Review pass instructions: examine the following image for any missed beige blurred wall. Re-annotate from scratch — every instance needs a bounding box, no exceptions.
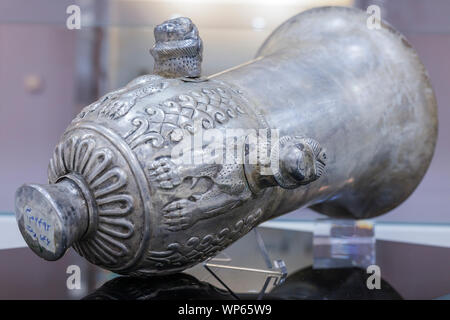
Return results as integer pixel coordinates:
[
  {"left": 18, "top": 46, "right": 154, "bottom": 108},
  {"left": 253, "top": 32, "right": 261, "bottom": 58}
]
[{"left": 0, "top": 23, "right": 77, "bottom": 212}]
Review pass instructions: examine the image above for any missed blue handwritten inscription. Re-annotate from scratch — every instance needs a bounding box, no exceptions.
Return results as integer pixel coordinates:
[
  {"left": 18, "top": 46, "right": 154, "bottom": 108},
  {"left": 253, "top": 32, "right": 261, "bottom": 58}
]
[{"left": 24, "top": 208, "right": 52, "bottom": 248}]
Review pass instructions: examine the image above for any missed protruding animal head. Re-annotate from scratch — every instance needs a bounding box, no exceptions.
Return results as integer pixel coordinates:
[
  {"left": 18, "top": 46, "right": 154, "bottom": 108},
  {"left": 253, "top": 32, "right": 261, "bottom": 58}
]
[
  {"left": 154, "top": 17, "right": 199, "bottom": 42},
  {"left": 151, "top": 17, "right": 203, "bottom": 78}
]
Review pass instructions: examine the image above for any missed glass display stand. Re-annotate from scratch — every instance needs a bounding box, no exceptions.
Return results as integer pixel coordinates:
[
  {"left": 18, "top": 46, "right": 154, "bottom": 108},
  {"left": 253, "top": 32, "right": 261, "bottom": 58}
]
[
  {"left": 203, "top": 229, "right": 287, "bottom": 300},
  {"left": 313, "top": 219, "right": 376, "bottom": 269},
  {"left": 201, "top": 219, "right": 376, "bottom": 299}
]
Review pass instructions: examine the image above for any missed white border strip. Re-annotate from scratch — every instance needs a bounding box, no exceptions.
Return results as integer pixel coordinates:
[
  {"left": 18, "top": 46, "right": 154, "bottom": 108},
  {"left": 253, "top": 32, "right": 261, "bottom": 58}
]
[
  {"left": 2, "top": 215, "right": 450, "bottom": 251},
  {"left": 0, "top": 215, "right": 26, "bottom": 249},
  {"left": 260, "top": 220, "right": 450, "bottom": 248}
]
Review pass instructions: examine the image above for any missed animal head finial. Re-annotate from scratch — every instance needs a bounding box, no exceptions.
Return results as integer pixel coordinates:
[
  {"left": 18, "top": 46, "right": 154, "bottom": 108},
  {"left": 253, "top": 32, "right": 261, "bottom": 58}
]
[{"left": 150, "top": 17, "right": 203, "bottom": 78}]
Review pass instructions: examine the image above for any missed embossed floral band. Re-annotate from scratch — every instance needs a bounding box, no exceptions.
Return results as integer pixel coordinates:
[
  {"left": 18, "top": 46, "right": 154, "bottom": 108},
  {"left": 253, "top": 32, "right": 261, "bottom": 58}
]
[{"left": 15, "top": 7, "right": 437, "bottom": 275}]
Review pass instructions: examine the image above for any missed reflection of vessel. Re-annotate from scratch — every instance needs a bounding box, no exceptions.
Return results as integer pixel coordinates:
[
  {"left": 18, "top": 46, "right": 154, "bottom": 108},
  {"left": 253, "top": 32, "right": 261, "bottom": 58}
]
[
  {"left": 83, "top": 273, "right": 233, "bottom": 300},
  {"left": 270, "top": 267, "right": 402, "bottom": 300},
  {"left": 15, "top": 7, "right": 437, "bottom": 275},
  {"left": 84, "top": 267, "right": 402, "bottom": 300}
]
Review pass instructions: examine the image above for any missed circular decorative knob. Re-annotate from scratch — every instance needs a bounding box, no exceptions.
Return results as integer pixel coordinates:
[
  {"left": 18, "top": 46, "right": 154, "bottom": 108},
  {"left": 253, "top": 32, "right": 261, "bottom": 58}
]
[
  {"left": 243, "top": 135, "right": 327, "bottom": 193},
  {"left": 15, "top": 177, "right": 90, "bottom": 261},
  {"left": 272, "top": 136, "right": 327, "bottom": 189}
]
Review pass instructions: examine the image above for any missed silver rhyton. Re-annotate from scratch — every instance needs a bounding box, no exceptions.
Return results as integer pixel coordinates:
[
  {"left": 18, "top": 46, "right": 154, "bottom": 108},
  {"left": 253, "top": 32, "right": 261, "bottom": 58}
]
[{"left": 15, "top": 8, "right": 437, "bottom": 276}]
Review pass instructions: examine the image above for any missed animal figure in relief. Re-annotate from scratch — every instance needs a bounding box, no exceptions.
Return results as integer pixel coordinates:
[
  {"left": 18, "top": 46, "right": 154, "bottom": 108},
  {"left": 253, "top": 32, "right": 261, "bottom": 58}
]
[
  {"left": 149, "top": 150, "right": 251, "bottom": 231},
  {"left": 75, "top": 75, "right": 170, "bottom": 121}
]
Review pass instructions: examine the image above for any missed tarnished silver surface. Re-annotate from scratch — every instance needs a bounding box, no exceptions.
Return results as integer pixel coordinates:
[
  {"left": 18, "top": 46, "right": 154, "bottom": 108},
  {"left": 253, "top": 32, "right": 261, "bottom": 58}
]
[
  {"left": 150, "top": 17, "right": 203, "bottom": 78},
  {"left": 15, "top": 7, "right": 437, "bottom": 275}
]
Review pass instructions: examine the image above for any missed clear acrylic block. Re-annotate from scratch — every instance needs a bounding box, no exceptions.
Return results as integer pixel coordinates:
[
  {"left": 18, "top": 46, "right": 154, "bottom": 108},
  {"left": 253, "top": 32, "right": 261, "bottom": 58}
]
[{"left": 313, "top": 219, "right": 375, "bottom": 269}]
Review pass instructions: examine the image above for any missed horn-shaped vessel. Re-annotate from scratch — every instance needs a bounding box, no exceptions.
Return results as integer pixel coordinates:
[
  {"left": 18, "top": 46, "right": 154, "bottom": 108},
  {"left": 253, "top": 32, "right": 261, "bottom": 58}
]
[{"left": 15, "top": 7, "right": 437, "bottom": 275}]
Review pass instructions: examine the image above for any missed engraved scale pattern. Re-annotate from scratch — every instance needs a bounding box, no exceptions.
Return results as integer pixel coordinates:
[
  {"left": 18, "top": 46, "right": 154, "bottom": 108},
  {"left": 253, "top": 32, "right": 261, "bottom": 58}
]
[{"left": 122, "top": 86, "right": 247, "bottom": 150}]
